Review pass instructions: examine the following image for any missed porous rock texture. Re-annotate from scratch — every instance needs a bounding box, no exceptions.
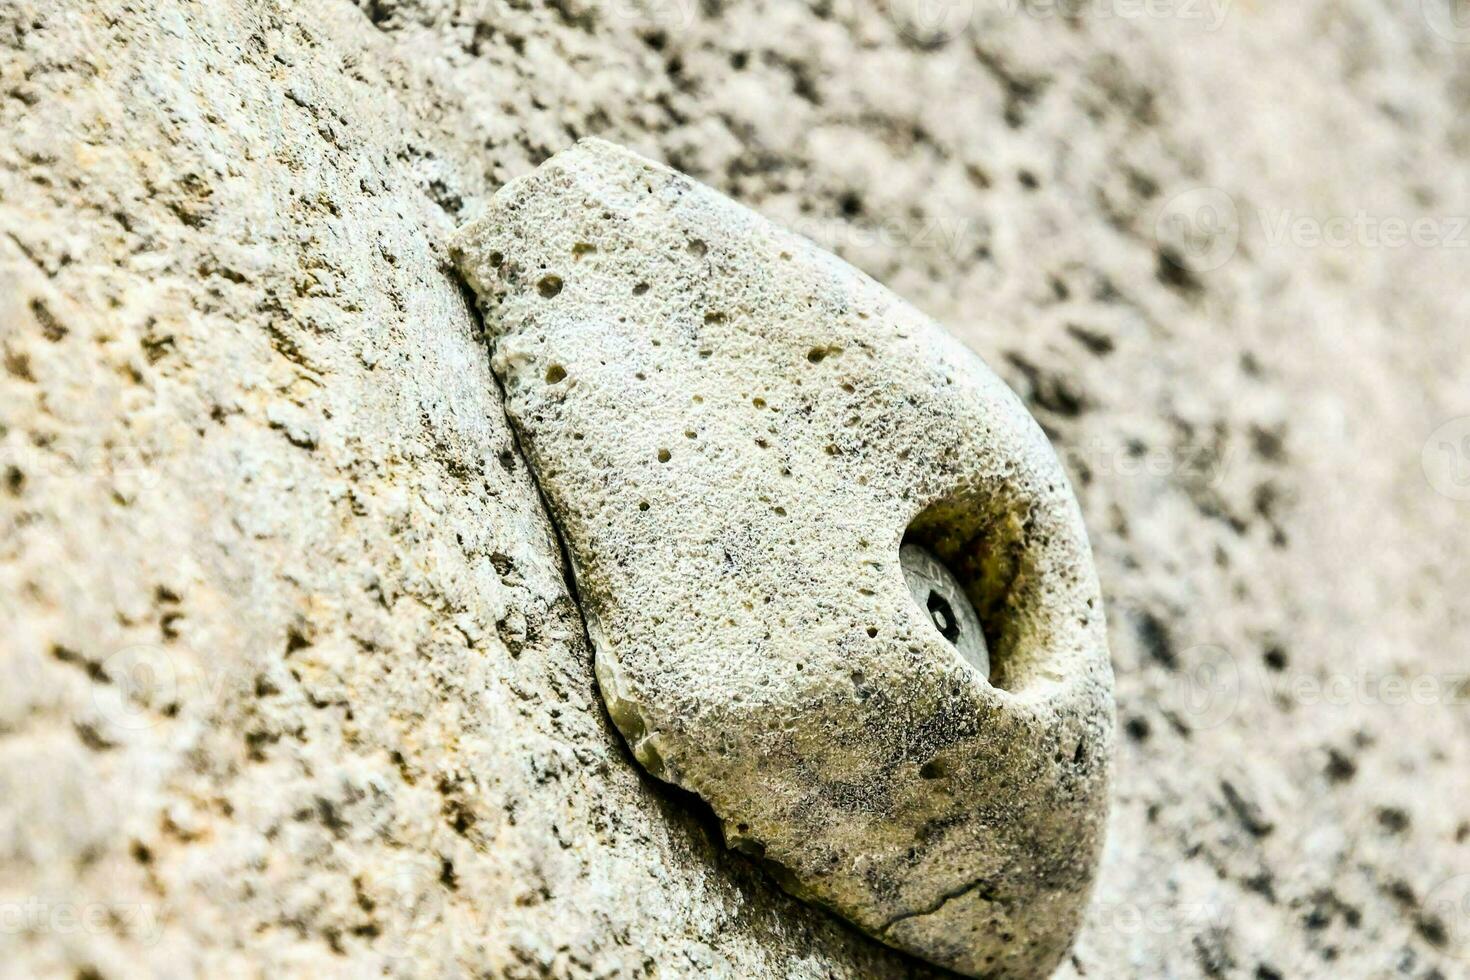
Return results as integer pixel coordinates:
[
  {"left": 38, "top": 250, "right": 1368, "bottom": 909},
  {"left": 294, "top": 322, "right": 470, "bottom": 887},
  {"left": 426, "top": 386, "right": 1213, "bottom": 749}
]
[
  {"left": 1, "top": 1, "right": 1468, "bottom": 978},
  {"left": 449, "top": 137, "right": 1113, "bottom": 978}
]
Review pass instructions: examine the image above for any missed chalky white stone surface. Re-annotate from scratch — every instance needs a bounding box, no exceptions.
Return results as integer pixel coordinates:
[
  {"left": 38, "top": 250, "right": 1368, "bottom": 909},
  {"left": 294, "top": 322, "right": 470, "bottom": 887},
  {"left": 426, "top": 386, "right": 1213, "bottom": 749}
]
[
  {"left": 7, "top": 4, "right": 1470, "bottom": 978},
  {"left": 452, "top": 139, "right": 1115, "bottom": 978}
]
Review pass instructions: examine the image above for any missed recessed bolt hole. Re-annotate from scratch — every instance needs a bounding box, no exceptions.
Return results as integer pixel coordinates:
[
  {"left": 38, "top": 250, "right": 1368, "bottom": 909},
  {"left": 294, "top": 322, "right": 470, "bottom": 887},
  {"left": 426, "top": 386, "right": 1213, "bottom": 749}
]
[
  {"left": 927, "top": 590, "right": 959, "bottom": 644},
  {"left": 900, "top": 543, "right": 990, "bottom": 678}
]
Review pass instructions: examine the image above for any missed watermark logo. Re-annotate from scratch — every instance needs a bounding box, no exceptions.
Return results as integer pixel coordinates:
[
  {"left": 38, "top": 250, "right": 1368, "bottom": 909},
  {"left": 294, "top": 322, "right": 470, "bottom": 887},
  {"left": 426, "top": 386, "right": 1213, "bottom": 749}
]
[
  {"left": 1155, "top": 187, "right": 1241, "bottom": 274},
  {"left": 1423, "top": 417, "right": 1470, "bottom": 502},
  {"left": 363, "top": 862, "right": 447, "bottom": 964},
  {"left": 89, "top": 643, "right": 238, "bottom": 732},
  {"left": 887, "top": 0, "right": 976, "bottom": 45},
  {"left": 604, "top": 0, "right": 703, "bottom": 29},
  {"left": 1163, "top": 643, "right": 1241, "bottom": 729},
  {"left": 94, "top": 645, "right": 181, "bottom": 731},
  {"left": 1422, "top": 874, "right": 1470, "bottom": 960},
  {"left": 1423, "top": 0, "right": 1470, "bottom": 43}
]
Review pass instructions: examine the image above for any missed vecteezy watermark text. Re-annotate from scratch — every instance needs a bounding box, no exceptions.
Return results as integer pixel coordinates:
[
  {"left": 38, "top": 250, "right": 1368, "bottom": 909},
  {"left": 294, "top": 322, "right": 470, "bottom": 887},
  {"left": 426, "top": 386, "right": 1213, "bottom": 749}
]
[
  {"left": 0, "top": 899, "right": 165, "bottom": 945},
  {"left": 1156, "top": 187, "right": 1470, "bottom": 274},
  {"left": 1151, "top": 640, "right": 1470, "bottom": 731}
]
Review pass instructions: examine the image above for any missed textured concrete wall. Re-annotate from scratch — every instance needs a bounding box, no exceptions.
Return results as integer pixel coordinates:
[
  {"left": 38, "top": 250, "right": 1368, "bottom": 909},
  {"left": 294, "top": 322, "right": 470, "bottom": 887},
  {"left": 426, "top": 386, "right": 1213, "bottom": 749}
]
[{"left": 1, "top": 1, "right": 1467, "bottom": 977}]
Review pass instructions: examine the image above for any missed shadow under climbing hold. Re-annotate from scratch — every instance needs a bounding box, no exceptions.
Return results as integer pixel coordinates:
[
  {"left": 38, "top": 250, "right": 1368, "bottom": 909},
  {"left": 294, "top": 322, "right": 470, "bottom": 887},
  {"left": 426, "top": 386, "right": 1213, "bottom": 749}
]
[{"left": 450, "top": 138, "right": 1114, "bottom": 979}]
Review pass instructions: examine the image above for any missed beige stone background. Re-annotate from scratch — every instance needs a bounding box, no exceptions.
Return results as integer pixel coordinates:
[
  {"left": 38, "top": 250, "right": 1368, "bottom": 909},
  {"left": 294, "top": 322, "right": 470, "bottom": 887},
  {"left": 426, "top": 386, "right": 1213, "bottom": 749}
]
[{"left": 1, "top": 0, "right": 1468, "bottom": 977}]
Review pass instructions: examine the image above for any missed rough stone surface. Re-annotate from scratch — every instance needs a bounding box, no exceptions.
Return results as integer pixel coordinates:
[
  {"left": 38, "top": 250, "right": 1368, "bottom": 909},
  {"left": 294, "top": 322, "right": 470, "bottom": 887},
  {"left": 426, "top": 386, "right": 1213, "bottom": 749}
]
[
  {"left": 2, "top": 1, "right": 1469, "bottom": 978},
  {"left": 450, "top": 138, "right": 1113, "bottom": 978}
]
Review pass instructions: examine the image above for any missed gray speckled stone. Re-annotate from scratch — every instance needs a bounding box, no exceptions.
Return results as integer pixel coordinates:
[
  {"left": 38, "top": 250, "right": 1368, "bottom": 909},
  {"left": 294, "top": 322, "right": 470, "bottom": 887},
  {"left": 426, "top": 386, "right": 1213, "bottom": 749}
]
[{"left": 451, "top": 139, "right": 1114, "bottom": 978}]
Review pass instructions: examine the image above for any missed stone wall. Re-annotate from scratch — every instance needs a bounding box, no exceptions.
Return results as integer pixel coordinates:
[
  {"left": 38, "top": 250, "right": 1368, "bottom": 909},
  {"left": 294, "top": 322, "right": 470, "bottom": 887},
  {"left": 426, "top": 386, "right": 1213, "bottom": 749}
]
[{"left": 1, "top": 1, "right": 1467, "bottom": 977}]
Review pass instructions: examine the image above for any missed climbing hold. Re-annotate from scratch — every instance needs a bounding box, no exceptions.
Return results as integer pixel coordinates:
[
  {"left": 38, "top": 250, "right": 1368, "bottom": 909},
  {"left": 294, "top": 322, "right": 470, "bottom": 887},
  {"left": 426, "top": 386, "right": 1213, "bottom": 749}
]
[{"left": 451, "top": 138, "right": 1114, "bottom": 979}]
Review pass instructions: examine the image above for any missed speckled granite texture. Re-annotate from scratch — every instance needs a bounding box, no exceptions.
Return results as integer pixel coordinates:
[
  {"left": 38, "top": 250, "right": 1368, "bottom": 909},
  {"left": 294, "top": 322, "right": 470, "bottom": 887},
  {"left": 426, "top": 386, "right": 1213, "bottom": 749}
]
[{"left": 1, "top": 1, "right": 1468, "bottom": 977}]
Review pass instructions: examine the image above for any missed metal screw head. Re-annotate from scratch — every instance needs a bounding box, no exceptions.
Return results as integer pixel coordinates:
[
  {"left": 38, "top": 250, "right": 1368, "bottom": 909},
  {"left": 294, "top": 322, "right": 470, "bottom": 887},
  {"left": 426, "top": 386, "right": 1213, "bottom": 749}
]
[{"left": 899, "top": 543, "right": 989, "bottom": 678}]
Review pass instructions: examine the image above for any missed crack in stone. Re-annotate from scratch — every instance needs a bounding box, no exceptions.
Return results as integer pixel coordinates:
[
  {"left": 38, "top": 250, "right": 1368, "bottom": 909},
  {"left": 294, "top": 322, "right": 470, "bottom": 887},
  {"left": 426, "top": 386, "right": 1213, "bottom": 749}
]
[
  {"left": 880, "top": 876, "right": 1001, "bottom": 932},
  {"left": 458, "top": 289, "right": 586, "bottom": 620}
]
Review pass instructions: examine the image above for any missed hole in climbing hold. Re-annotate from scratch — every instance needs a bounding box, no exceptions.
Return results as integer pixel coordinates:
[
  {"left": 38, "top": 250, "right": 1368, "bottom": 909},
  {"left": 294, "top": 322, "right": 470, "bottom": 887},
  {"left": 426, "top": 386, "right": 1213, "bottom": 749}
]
[
  {"left": 901, "top": 477, "right": 1074, "bottom": 692},
  {"left": 927, "top": 590, "right": 960, "bottom": 644},
  {"left": 900, "top": 542, "right": 989, "bottom": 678}
]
